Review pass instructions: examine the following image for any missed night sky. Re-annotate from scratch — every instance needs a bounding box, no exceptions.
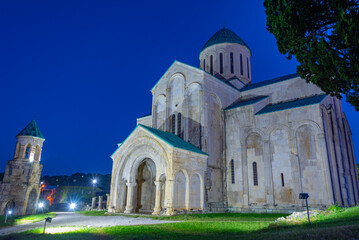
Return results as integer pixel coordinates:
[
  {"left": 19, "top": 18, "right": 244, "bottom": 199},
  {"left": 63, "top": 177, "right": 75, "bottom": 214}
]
[{"left": 0, "top": 1, "right": 358, "bottom": 176}]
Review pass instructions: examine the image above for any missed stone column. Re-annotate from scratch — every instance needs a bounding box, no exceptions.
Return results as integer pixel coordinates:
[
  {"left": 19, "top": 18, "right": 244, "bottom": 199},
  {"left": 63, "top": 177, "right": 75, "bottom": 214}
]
[
  {"left": 124, "top": 182, "right": 136, "bottom": 214},
  {"left": 152, "top": 181, "right": 163, "bottom": 215},
  {"left": 91, "top": 197, "right": 96, "bottom": 209},
  {"left": 106, "top": 194, "right": 110, "bottom": 210},
  {"left": 98, "top": 196, "right": 103, "bottom": 209},
  {"left": 165, "top": 180, "right": 175, "bottom": 215}
]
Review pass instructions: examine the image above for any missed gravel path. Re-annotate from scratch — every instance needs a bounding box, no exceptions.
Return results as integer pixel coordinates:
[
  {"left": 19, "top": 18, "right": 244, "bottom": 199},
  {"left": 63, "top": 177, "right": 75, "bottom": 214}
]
[{"left": 0, "top": 212, "right": 179, "bottom": 236}]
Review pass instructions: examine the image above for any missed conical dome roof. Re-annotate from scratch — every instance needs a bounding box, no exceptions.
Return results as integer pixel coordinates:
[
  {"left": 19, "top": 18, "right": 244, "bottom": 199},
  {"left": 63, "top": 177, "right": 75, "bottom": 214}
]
[
  {"left": 17, "top": 119, "right": 44, "bottom": 139},
  {"left": 201, "top": 27, "right": 250, "bottom": 52}
]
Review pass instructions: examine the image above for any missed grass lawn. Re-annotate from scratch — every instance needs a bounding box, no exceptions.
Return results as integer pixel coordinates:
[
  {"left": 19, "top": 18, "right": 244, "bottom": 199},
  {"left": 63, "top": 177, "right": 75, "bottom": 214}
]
[
  {"left": 2, "top": 207, "right": 359, "bottom": 239},
  {"left": 0, "top": 212, "right": 56, "bottom": 229}
]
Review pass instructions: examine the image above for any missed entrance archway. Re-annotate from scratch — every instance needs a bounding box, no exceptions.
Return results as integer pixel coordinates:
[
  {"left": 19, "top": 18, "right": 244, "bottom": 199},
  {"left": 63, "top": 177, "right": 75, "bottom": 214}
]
[
  {"left": 3, "top": 200, "right": 15, "bottom": 215},
  {"left": 135, "top": 159, "right": 156, "bottom": 213},
  {"left": 25, "top": 189, "right": 38, "bottom": 215}
]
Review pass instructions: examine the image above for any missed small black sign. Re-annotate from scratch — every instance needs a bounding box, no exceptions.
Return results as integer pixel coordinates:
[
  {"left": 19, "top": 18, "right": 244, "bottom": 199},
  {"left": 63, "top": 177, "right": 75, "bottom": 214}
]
[
  {"left": 45, "top": 217, "right": 52, "bottom": 223},
  {"left": 299, "top": 193, "right": 309, "bottom": 199}
]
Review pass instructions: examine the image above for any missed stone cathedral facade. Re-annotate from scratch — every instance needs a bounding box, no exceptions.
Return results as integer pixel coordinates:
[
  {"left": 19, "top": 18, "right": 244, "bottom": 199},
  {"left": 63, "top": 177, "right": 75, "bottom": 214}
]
[
  {"left": 109, "top": 28, "right": 359, "bottom": 215},
  {"left": 0, "top": 120, "right": 45, "bottom": 215}
]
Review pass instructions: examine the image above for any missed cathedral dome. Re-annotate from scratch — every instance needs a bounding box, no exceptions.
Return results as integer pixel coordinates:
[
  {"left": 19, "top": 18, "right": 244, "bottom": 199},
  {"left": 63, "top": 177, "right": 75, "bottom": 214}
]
[{"left": 201, "top": 27, "right": 250, "bottom": 52}]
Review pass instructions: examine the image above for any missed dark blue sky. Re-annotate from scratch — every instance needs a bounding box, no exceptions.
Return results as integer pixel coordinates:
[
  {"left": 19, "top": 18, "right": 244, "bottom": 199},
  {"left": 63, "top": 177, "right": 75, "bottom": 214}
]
[{"left": 0, "top": 0, "right": 358, "bottom": 176}]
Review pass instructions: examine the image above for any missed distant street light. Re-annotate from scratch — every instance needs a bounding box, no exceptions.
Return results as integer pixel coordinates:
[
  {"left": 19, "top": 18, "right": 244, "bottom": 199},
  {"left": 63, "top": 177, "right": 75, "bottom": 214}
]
[{"left": 92, "top": 179, "right": 97, "bottom": 198}]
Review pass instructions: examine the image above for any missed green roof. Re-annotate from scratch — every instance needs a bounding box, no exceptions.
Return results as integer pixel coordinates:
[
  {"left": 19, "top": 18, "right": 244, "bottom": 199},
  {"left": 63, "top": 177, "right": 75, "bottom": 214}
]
[
  {"left": 240, "top": 73, "right": 298, "bottom": 92},
  {"left": 17, "top": 119, "right": 44, "bottom": 139},
  {"left": 225, "top": 96, "right": 269, "bottom": 110},
  {"left": 139, "top": 124, "right": 208, "bottom": 156},
  {"left": 201, "top": 27, "right": 250, "bottom": 52},
  {"left": 255, "top": 94, "right": 327, "bottom": 115}
]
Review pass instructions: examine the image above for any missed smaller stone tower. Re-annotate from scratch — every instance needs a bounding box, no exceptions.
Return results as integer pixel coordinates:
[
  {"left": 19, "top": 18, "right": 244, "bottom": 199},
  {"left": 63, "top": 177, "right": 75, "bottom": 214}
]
[
  {"left": 0, "top": 119, "right": 45, "bottom": 215},
  {"left": 199, "top": 27, "right": 252, "bottom": 88}
]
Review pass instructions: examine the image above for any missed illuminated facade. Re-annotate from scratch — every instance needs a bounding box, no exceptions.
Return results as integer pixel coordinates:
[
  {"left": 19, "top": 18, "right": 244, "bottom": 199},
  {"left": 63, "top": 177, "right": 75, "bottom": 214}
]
[{"left": 109, "top": 28, "right": 359, "bottom": 215}]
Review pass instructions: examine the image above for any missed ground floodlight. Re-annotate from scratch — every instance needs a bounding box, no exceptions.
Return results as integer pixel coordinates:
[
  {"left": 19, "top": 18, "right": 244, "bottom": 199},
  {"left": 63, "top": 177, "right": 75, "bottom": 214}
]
[
  {"left": 70, "top": 203, "right": 76, "bottom": 210},
  {"left": 92, "top": 179, "right": 97, "bottom": 184},
  {"left": 38, "top": 202, "right": 44, "bottom": 208},
  {"left": 8, "top": 210, "right": 12, "bottom": 215}
]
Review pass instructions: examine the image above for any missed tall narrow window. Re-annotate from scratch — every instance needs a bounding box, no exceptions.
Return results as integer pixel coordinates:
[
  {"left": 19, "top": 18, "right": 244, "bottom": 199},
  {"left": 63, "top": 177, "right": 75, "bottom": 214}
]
[
  {"left": 247, "top": 58, "right": 250, "bottom": 78},
  {"left": 281, "top": 173, "right": 285, "bottom": 187},
  {"left": 253, "top": 162, "right": 258, "bottom": 186},
  {"left": 203, "top": 59, "right": 206, "bottom": 71},
  {"left": 171, "top": 114, "right": 176, "bottom": 134},
  {"left": 25, "top": 146, "right": 30, "bottom": 159},
  {"left": 210, "top": 55, "right": 213, "bottom": 75},
  {"left": 230, "top": 52, "right": 234, "bottom": 73},
  {"left": 177, "top": 113, "right": 182, "bottom": 137},
  {"left": 219, "top": 53, "right": 223, "bottom": 74},
  {"left": 240, "top": 54, "right": 243, "bottom": 75},
  {"left": 231, "top": 160, "right": 235, "bottom": 184}
]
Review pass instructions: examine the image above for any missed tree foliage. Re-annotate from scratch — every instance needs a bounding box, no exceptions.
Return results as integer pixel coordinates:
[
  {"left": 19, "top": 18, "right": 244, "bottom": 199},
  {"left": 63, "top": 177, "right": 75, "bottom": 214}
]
[{"left": 264, "top": 0, "right": 359, "bottom": 110}]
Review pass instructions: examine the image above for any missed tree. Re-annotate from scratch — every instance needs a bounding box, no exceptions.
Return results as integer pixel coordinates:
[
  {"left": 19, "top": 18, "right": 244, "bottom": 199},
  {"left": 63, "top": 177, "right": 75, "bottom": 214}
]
[{"left": 264, "top": 0, "right": 359, "bottom": 110}]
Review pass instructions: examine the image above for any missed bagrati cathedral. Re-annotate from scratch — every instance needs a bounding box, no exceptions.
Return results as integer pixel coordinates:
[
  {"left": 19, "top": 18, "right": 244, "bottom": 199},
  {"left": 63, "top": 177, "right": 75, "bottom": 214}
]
[{"left": 108, "top": 28, "right": 359, "bottom": 215}]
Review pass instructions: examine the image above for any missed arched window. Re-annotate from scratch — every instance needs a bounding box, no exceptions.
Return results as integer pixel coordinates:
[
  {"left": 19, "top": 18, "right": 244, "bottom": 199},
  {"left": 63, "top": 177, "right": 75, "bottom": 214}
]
[
  {"left": 171, "top": 114, "right": 176, "bottom": 134},
  {"left": 247, "top": 57, "right": 250, "bottom": 78},
  {"left": 240, "top": 54, "right": 243, "bottom": 75},
  {"left": 177, "top": 113, "right": 182, "bottom": 137},
  {"left": 25, "top": 146, "right": 30, "bottom": 159},
  {"left": 210, "top": 55, "right": 213, "bottom": 75},
  {"left": 231, "top": 160, "right": 235, "bottom": 184},
  {"left": 219, "top": 53, "right": 223, "bottom": 74},
  {"left": 230, "top": 52, "right": 234, "bottom": 73},
  {"left": 203, "top": 59, "right": 206, "bottom": 71},
  {"left": 281, "top": 173, "right": 285, "bottom": 187},
  {"left": 253, "top": 162, "right": 258, "bottom": 186}
]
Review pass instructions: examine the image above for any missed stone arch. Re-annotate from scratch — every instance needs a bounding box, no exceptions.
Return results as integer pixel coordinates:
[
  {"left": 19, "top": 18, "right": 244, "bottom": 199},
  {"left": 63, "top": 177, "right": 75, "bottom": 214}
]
[
  {"left": 174, "top": 170, "right": 188, "bottom": 209},
  {"left": 112, "top": 135, "right": 168, "bottom": 212},
  {"left": 25, "top": 187, "right": 38, "bottom": 215},
  {"left": 1, "top": 200, "right": 15, "bottom": 215},
  {"left": 295, "top": 124, "right": 326, "bottom": 204},
  {"left": 186, "top": 83, "right": 203, "bottom": 147},
  {"left": 246, "top": 132, "right": 266, "bottom": 204},
  {"left": 269, "top": 126, "right": 297, "bottom": 205},
  {"left": 189, "top": 172, "right": 203, "bottom": 210},
  {"left": 293, "top": 120, "right": 323, "bottom": 134},
  {"left": 34, "top": 145, "right": 41, "bottom": 161},
  {"left": 153, "top": 94, "right": 166, "bottom": 130},
  {"left": 24, "top": 144, "right": 31, "bottom": 159},
  {"left": 134, "top": 158, "right": 156, "bottom": 213},
  {"left": 167, "top": 73, "right": 185, "bottom": 116}
]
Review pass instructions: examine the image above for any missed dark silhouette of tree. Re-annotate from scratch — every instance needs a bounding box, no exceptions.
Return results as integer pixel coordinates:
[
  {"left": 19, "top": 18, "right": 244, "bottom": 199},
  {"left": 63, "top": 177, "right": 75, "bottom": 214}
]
[{"left": 264, "top": 0, "right": 359, "bottom": 110}]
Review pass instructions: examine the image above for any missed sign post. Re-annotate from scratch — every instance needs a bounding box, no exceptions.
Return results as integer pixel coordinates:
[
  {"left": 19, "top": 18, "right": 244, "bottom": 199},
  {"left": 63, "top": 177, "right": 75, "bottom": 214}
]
[
  {"left": 43, "top": 217, "right": 52, "bottom": 234},
  {"left": 299, "top": 193, "right": 310, "bottom": 225}
]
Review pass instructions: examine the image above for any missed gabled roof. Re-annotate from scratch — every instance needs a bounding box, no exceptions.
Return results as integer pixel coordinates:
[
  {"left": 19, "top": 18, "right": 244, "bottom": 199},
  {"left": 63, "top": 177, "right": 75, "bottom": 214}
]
[
  {"left": 225, "top": 96, "right": 268, "bottom": 110},
  {"left": 137, "top": 113, "right": 152, "bottom": 119},
  {"left": 240, "top": 73, "right": 299, "bottom": 92},
  {"left": 139, "top": 125, "right": 208, "bottom": 155},
  {"left": 201, "top": 27, "right": 250, "bottom": 52},
  {"left": 17, "top": 119, "right": 44, "bottom": 139},
  {"left": 151, "top": 60, "right": 240, "bottom": 93},
  {"left": 255, "top": 94, "right": 327, "bottom": 115}
]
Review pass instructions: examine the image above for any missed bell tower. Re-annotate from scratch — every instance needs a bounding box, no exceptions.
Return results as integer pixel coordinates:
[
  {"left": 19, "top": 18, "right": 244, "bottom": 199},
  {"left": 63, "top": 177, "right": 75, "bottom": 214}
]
[{"left": 0, "top": 119, "right": 45, "bottom": 215}]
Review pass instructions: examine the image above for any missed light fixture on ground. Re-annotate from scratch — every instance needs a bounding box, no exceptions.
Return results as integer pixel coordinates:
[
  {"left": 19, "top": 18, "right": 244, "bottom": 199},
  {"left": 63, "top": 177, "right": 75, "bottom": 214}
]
[
  {"left": 38, "top": 202, "right": 44, "bottom": 213},
  {"left": 4, "top": 210, "right": 12, "bottom": 223},
  {"left": 70, "top": 203, "right": 76, "bottom": 210},
  {"left": 92, "top": 179, "right": 97, "bottom": 198}
]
